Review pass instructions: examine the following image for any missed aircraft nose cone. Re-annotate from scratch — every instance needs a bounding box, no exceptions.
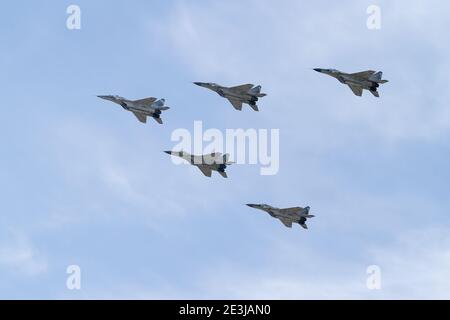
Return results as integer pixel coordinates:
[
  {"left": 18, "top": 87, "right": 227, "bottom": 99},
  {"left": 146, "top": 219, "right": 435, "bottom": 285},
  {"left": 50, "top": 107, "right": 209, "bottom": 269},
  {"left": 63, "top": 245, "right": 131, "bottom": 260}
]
[
  {"left": 164, "top": 151, "right": 173, "bottom": 155},
  {"left": 313, "top": 68, "right": 322, "bottom": 73},
  {"left": 97, "top": 95, "right": 115, "bottom": 101},
  {"left": 193, "top": 82, "right": 204, "bottom": 86},
  {"left": 246, "top": 204, "right": 257, "bottom": 208}
]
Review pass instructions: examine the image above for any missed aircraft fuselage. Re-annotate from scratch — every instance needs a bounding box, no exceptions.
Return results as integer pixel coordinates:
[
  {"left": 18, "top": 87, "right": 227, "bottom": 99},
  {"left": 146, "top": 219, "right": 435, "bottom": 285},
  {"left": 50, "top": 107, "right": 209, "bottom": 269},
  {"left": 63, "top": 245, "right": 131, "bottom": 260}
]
[
  {"left": 217, "top": 87, "right": 259, "bottom": 104},
  {"left": 338, "top": 74, "right": 379, "bottom": 90},
  {"left": 119, "top": 100, "right": 160, "bottom": 117}
]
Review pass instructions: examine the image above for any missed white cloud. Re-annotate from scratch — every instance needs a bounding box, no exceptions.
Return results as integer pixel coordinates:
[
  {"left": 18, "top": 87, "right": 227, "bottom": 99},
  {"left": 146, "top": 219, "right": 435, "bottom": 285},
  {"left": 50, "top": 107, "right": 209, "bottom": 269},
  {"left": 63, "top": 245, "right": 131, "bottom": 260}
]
[
  {"left": 63, "top": 227, "right": 450, "bottom": 300},
  {"left": 368, "top": 227, "right": 450, "bottom": 299},
  {"left": 0, "top": 230, "right": 48, "bottom": 277},
  {"left": 188, "top": 227, "right": 450, "bottom": 299}
]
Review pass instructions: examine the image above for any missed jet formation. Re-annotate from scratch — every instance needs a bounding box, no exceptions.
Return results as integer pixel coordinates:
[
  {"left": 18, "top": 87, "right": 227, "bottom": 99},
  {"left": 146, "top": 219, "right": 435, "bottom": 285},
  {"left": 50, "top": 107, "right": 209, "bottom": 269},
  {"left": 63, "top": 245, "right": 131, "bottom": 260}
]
[
  {"left": 96, "top": 69, "right": 389, "bottom": 230},
  {"left": 247, "top": 204, "right": 315, "bottom": 229},
  {"left": 164, "top": 151, "right": 233, "bottom": 178},
  {"left": 193, "top": 82, "right": 267, "bottom": 111},
  {"left": 314, "top": 69, "right": 388, "bottom": 97},
  {"left": 97, "top": 95, "right": 170, "bottom": 124}
]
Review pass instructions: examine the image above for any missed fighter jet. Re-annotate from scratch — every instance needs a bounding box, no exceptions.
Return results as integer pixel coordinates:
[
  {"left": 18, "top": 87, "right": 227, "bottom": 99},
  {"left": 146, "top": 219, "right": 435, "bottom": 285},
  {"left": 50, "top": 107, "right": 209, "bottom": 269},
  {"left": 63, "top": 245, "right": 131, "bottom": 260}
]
[
  {"left": 246, "top": 204, "right": 315, "bottom": 229},
  {"left": 313, "top": 69, "right": 388, "bottom": 97},
  {"left": 97, "top": 95, "right": 170, "bottom": 124},
  {"left": 164, "top": 151, "right": 233, "bottom": 178},
  {"left": 193, "top": 82, "right": 267, "bottom": 111}
]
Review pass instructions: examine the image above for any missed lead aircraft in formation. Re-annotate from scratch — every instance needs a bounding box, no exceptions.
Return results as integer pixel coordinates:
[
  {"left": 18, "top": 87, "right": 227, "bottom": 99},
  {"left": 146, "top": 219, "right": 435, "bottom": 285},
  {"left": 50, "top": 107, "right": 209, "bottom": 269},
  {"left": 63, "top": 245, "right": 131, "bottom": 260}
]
[{"left": 314, "top": 68, "right": 388, "bottom": 97}]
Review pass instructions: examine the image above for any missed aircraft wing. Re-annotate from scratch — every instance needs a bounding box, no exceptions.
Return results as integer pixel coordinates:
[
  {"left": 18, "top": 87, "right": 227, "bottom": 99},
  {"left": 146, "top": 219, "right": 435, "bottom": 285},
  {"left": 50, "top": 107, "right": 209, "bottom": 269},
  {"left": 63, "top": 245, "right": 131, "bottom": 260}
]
[
  {"left": 203, "top": 153, "right": 223, "bottom": 164},
  {"left": 132, "top": 111, "right": 147, "bottom": 123},
  {"left": 279, "top": 207, "right": 303, "bottom": 215},
  {"left": 133, "top": 97, "right": 157, "bottom": 107},
  {"left": 278, "top": 218, "right": 293, "bottom": 228},
  {"left": 197, "top": 165, "right": 212, "bottom": 177},
  {"left": 350, "top": 70, "right": 376, "bottom": 79},
  {"left": 227, "top": 98, "right": 243, "bottom": 111},
  {"left": 371, "top": 90, "right": 380, "bottom": 98},
  {"left": 229, "top": 84, "right": 254, "bottom": 93},
  {"left": 348, "top": 84, "right": 363, "bottom": 97}
]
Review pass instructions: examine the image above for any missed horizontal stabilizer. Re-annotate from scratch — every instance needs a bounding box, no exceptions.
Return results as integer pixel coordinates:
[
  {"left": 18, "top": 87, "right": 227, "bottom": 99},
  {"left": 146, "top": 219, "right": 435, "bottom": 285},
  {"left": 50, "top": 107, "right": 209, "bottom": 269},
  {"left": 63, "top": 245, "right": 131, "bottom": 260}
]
[
  {"left": 249, "top": 104, "right": 259, "bottom": 111},
  {"left": 299, "top": 217, "right": 308, "bottom": 229},
  {"left": 218, "top": 171, "right": 228, "bottom": 178},
  {"left": 153, "top": 117, "right": 163, "bottom": 124}
]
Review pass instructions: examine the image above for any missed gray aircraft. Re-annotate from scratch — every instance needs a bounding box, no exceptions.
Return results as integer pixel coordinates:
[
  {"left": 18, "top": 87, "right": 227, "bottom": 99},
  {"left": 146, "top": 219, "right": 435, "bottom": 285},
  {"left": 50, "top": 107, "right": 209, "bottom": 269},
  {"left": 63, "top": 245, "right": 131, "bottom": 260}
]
[
  {"left": 97, "top": 95, "right": 170, "bottom": 124},
  {"left": 193, "top": 82, "right": 267, "bottom": 111},
  {"left": 313, "top": 69, "right": 388, "bottom": 97},
  {"left": 164, "top": 151, "right": 233, "bottom": 178},
  {"left": 246, "top": 204, "right": 315, "bottom": 229}
]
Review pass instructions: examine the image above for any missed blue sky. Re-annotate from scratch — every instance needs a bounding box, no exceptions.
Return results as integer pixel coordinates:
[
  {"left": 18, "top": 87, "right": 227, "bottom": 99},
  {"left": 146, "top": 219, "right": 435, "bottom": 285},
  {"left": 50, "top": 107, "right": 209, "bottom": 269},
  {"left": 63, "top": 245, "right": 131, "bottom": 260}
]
[{"left": 1, "top": 0, "right": 450, "bottom": 299}]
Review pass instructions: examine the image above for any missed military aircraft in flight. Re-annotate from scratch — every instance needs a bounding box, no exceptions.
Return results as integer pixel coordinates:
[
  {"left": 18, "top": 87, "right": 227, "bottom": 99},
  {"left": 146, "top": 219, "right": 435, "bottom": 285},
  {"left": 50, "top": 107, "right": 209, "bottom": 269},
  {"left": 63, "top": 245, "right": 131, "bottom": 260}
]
[
  {"left": 246, "top": 204, "right": 315, "bottom": 229},
  {"left": 164, "top": 151, "right": 233, "bottom": 178},
  {"left": 313, "top": 69, "right": 388, "bottom": 97},
  {"left": 97, "top": 95, "right": 170, "bottom": 124},
  {"left": 193, "top": 82, "right": 267, "bottom": 111}
]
